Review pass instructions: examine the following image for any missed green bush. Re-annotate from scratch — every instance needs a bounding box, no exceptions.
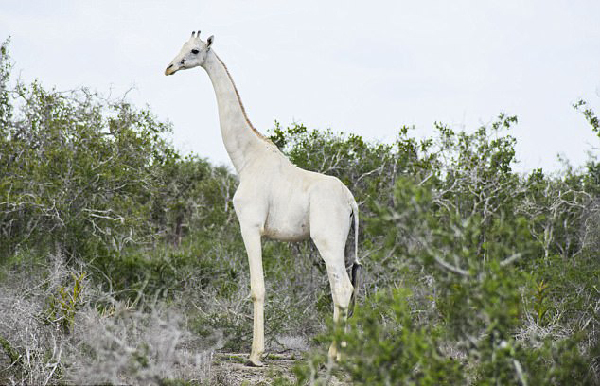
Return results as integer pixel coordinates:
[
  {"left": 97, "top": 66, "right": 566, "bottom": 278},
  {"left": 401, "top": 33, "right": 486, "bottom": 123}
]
[
  {"left": 294, "top": 288, "right": 464, "bottom": 385},
  {"left": 45, "top": 272, "right": 86, "bottom": 333},
  {"left": 2, "top": 38, "right": 600, "bottom": 384}
]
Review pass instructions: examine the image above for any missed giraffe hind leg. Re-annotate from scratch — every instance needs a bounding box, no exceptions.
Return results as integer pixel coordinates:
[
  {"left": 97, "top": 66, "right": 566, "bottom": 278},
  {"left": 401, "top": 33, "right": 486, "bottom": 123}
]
[{"left": 312, "top": 237, "right": 353, "bottom": 361}]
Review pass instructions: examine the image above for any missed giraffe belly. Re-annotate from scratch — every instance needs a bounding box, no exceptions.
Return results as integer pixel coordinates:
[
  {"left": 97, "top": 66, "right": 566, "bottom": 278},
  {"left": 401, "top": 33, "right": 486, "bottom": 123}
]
[{"left": 262, "top": 211, "right": 310, "bottom": 241}]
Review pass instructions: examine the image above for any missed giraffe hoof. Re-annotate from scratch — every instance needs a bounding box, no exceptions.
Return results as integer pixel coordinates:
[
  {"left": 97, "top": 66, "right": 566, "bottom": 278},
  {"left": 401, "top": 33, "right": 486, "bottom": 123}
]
[
  {"left": 245, "top": 358, "right": 265, "bottom": 367},
  {"left": 244, "top": 359, "right": 265, "bottom": 367}
]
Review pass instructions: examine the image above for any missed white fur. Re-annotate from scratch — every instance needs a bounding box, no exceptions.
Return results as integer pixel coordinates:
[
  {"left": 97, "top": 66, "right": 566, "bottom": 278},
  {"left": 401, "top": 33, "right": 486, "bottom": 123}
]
[{"left": 166, "top": 32, "right": 359, "bottom": 365}]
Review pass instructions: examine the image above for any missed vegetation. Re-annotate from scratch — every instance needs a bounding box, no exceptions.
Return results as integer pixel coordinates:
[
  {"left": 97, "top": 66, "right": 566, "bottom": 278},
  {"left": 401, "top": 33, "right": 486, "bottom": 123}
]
[{"left": 1, "top": 39, "right": 599, "bottom": 385}]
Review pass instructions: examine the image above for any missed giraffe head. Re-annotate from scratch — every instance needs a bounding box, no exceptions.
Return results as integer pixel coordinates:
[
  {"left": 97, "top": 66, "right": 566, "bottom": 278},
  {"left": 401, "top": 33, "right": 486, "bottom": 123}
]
[{"left": 165, "top": 31, "right": 214, "bottom": 76}]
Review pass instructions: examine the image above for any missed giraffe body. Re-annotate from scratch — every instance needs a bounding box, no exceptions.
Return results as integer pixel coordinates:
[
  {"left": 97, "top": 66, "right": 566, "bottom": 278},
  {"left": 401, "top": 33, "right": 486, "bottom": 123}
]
[{"left": 166, "top": 31, "right": 360, "bottom": 366}]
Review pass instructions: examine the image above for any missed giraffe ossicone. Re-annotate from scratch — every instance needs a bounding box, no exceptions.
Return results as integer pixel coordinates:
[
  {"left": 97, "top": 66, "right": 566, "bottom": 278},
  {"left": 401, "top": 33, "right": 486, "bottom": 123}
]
[{"left": 165, "top": 32, "right": 362, "bottom": 367}]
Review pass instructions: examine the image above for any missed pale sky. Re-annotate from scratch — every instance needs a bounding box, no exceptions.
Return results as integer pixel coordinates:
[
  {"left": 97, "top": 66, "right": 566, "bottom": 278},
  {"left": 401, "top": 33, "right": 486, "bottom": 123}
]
[{"left": 2, "top": 1, "right": 599, "bottom": 173}]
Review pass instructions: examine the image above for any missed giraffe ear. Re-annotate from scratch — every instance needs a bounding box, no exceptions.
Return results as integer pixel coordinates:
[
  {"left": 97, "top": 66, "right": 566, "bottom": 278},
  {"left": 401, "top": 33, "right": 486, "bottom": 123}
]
[{"left": 207, "top": 35, "right": 214, "bottom": 48}]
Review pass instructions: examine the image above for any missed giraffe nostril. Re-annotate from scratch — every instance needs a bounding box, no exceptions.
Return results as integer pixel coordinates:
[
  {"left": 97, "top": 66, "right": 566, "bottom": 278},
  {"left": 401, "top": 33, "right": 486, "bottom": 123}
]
[{"left": 167, "top": 64, "right": 173, "bottom": 69}]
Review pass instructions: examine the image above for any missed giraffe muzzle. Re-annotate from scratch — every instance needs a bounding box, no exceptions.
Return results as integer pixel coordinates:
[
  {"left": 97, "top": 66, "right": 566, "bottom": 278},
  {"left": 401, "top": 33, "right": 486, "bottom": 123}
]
[{"left": 165, "top": 63, "right": 177, "bottom": 76}]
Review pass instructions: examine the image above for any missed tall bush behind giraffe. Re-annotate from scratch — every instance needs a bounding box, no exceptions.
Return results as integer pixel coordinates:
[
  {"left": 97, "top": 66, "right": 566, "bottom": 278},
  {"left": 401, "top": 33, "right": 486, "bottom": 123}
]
[{"left": 1, "top": 39, "right": 599, "bottom": 384}]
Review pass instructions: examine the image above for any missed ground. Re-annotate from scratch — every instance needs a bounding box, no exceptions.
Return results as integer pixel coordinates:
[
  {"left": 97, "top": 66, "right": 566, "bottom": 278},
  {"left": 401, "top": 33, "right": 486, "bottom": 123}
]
[{"left": 209, "top": 353, "right": 348, "bottom": 385}]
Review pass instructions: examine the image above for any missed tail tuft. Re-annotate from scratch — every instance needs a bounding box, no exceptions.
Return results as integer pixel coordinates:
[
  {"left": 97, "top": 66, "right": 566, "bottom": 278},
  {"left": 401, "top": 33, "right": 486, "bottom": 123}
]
[
  {"left": 348, "top": 200, "right": 361, "bottom": 318},
  {"left": 348, "top": 261, "right": 362, "bottom": 317}
]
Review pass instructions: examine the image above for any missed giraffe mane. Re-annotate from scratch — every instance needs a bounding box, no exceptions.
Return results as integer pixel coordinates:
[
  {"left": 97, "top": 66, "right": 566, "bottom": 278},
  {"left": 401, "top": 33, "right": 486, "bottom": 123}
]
[{"left": 213, "top": 53, "right": 276, "bottom": 147}]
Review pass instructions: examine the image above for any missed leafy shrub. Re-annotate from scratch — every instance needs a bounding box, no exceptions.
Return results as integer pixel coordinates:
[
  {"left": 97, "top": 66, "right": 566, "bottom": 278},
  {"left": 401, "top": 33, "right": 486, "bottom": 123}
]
[
  {"left": 45, "top": 272, "right": 86, "bottom": 333},
  {"left": 2, "top": 38, "right": 600, "bottom": 384},
  {"left": 295, "top": 288, "right": 464, "bottom": 385}
]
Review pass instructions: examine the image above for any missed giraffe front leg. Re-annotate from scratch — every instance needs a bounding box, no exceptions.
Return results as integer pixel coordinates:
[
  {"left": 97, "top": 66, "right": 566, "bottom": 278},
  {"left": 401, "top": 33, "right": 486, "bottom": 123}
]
[{"left": 239, "top": 225, "right": 265, "bottom": 367}]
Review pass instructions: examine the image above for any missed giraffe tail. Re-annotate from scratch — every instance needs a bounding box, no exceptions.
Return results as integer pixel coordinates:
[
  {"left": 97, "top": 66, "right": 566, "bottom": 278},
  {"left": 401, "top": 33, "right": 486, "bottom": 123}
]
[{"left": 348, "top": 199, "right": 361, "bottom": 318}]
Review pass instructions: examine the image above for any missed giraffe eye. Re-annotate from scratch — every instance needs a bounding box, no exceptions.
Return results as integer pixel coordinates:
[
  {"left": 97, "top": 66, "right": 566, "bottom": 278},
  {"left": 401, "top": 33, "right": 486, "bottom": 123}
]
[{"left": 191, "top": 49, "right": 200, "bottom": 55}]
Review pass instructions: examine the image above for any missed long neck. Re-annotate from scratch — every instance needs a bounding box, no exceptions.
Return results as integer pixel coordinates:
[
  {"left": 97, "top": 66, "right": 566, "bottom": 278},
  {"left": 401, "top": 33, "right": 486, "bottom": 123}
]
[{"left": 202, "top": 50, "right": 265, "bottom": 174}]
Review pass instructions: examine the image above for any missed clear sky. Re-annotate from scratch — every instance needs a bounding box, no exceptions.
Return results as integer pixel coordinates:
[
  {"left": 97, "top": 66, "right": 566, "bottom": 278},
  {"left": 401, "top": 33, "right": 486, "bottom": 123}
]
[{"left": 1, "top": 1, "right": 599, "bottom": 173}]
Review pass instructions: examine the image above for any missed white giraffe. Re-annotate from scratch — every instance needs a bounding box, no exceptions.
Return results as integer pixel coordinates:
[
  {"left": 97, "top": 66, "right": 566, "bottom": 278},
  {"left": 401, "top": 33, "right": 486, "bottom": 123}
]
[{"left": 165, "top": 31, "right": 361, "bottom": 366}]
